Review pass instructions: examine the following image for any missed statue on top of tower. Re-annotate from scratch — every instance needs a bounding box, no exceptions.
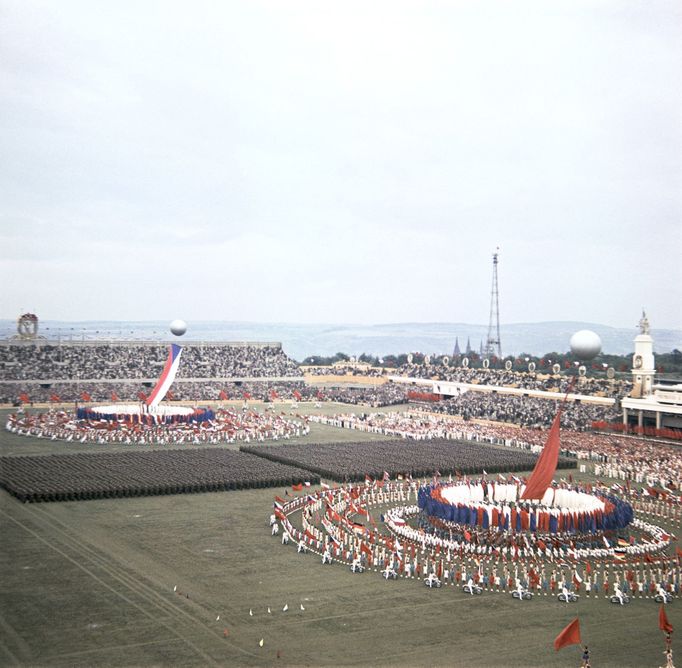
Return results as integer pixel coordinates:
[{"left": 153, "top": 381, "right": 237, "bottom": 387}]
[{"left": 638, "top": 309, "right": 650, "bottom": 336}]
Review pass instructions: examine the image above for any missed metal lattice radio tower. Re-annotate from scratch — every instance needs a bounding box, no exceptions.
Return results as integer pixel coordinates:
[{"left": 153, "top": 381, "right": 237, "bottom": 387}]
[{"left": 484, "top": 248, "right": 502, "bottom": 360}]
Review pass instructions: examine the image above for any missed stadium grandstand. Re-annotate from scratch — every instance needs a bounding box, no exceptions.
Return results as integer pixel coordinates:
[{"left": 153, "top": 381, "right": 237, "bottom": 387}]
[
  {"left": 2, "top": 313, "right": 678, "bottom": 435},
  {"left": 0, "top": 339, "right": 302, "bottom": 403}
]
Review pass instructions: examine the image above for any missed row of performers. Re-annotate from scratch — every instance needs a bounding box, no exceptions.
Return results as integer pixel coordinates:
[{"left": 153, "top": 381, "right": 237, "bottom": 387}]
[{"left": 418, "top": 484, "right": 634, "bottom": 534}]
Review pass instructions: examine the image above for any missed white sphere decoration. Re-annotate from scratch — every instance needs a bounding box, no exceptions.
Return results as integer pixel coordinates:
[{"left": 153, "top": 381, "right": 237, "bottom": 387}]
[
  {"left": 569, "top": 330, "right": 602, "bottom": 361},
  {"left": 169, "top": 319, "right": 187, "bottom": 337}
]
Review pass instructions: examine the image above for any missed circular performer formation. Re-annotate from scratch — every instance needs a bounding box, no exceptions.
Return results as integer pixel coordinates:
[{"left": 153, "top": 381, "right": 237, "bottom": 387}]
[
  {"left": 418, "top": 480, "right": 636, "bottom": 559},
  {"left": 7, "top": 405, "right": 308, "bottom": 445},
  {"left": 273, "top": 478, "right": 679, "bottom": 603}
]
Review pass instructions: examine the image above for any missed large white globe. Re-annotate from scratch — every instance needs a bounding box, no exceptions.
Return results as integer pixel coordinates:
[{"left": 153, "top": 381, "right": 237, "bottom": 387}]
[
  {"left": 169, "top": 319, "right": 187, "bottom": 337},
  {"left": 569, "top": 330, "right": 602, "bottom": 361}
]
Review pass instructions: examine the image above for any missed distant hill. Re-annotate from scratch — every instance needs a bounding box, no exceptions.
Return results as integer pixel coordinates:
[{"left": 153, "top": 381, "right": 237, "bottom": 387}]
[{"left": 1, "top": 319, "right": 680, "bottom": 361}]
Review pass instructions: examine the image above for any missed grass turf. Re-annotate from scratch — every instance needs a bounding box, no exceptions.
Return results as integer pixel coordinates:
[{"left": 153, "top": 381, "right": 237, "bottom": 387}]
[{"left": 0, "top": 405, "right": 678, "bottom": 667}]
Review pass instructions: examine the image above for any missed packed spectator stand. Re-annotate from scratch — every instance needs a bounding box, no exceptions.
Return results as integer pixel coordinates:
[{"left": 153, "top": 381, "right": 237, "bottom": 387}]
[
  {"left": 0, "top": 340, "right": 300, "bottom": 381},
  {"left": 393, "top": 361, "right": 632, "bottom": 399},
  {"left": 0, "top": 339, "right": 652, "bottom": 432},
  {"left": 426, "top": 392, "right": 621, "bottom": 430}
]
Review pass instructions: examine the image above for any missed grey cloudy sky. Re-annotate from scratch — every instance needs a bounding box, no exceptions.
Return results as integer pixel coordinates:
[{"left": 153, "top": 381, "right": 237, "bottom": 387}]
[{"left": 1, "top": 0, "right": 681, "bottom": 328}]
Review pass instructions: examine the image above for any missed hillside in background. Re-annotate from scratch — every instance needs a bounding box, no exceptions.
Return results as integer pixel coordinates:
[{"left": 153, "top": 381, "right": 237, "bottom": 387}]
[{"left": 1, "top": 319, "right": 680, "bottom": 361}]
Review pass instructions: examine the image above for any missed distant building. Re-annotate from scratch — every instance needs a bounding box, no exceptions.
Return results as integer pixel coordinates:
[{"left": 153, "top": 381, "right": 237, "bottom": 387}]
[
  {"left": 453, "top": 337, "right": 461, "bottom": 357},
  {"left": 621, "top": 311, "right": 682, "bottom": 431}
]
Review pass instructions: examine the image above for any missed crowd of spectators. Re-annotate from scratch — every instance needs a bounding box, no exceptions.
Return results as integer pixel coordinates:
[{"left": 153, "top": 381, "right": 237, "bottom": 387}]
[
  {"left": 0, "top": 342, "right": 301, "bottom": 381},
  {"left": 303, "top": 365, "right": 385, "bottom": 378},
  {"left": 394, "top": 363, "right": 632, "bottom": 399},
  {"left": 425, "top": 392, "right": 621, "bottom": 430},
  {"left": 1, "top": 380, "right": 412, "bottom": 407}
]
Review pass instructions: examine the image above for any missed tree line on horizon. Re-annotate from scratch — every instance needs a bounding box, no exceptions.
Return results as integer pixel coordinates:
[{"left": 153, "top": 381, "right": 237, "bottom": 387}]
[{"left": 300, "top": 349, "right": 682, "bottom": 376}]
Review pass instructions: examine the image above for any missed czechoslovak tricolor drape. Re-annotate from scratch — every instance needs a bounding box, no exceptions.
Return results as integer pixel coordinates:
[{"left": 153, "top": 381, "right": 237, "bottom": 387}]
[{"left": 146, "top": 344, "right": 183, "bottom": 407}]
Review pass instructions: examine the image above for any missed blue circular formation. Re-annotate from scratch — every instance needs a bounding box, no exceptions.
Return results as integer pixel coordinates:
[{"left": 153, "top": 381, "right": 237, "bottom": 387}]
[{"left": 418, "top": 482, "right": 634, "bottom": 534}]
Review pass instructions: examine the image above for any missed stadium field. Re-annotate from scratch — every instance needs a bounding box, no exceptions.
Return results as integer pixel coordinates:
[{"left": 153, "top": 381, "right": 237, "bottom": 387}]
[{"left": 0, "top": 406, "right": 678, "bottom": 667}]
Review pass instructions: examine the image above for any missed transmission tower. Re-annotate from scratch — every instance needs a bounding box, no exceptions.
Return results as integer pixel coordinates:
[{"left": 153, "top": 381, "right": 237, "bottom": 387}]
[{"left": 484, "top": 248, "right": 502, "bottom": 360}]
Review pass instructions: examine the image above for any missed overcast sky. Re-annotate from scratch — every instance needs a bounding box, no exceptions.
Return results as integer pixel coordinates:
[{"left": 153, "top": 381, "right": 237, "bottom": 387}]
[{"left": 1, "top": 0, "right": 681, "bottom": 329}]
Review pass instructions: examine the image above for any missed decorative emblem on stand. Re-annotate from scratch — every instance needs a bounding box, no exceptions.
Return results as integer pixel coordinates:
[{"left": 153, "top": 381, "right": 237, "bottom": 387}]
[{"left": 16, "top": 313, "right": 39, "bottom": 339}]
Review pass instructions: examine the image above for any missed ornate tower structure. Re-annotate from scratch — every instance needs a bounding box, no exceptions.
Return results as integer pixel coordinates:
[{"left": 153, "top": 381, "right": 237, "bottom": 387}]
[
  {"left": 631, "top": 310, "right": 656, "bottom": 398},
  {"left": 484, "top": 249, "right": 502, "bottom": 360}
]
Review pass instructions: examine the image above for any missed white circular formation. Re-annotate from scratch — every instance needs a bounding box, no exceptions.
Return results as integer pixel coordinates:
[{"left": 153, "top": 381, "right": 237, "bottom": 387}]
[
  {"left": 170, "top": 319, "right": 187, "bottom": 336},
  {"left": 569, "top": 329, "right": 602, "bottom": 360},
  {"left": 440, "top": 482, "right": 606, "bottom": 512}
]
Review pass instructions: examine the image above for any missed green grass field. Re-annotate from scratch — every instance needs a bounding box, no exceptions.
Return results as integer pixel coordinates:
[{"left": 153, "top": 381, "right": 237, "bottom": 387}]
[{"left": 0, "top": 404, "right": 679, "bottom": 667}]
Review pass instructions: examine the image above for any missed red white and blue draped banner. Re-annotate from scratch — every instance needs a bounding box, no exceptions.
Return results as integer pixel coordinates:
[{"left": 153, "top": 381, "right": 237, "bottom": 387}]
[{"left": 146, "top": 344, "right": 183, "bottom": 407}]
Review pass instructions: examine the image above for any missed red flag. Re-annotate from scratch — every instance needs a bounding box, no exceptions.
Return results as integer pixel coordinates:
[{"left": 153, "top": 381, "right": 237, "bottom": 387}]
[
  {"left": 242, "top": 391, "right": 251, "bottom": 400},
  {"left": 219, "top": 390, "right": 229, "bottom": 400},
  {"left": 659, "top": 605, "right": 673, "bottom": 633},
  {"left": 111, "top": 391, "right": 120, "bottom": 402},
  {"left": 80, "top": 392, "right": 91, "bottom": 402},
  {"left": 521, "top": 408, "right": 562, "bottom": 500},
  {"left": 19, "top": 393, "right": 30, "bottom": 403},
  {"left": 293, "top": 390, "right": 302, "bottom": 401},
  {"left": 292, "top": 483, "right": 303, "bottom": 492},
  {"left": 554, "top": 617, "right": 581, "bottom": 651},
  {"left": 50, "top": 393, "right": 60, "bottom": 402}
]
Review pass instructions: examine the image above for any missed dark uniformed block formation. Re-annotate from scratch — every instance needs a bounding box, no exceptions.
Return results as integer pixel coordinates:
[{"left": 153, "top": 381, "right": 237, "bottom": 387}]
[
  {"left": 242, "top": 439, "right": 575, "bottom": 482},
  {"left": 0, "top": 450, "right": 319, "bottom": 503}
]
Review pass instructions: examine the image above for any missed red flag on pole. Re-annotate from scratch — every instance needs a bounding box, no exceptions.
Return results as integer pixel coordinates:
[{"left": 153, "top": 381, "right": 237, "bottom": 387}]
[
  {"left": 554, "top": 617, "right": 581, "bottom": 651},
  {"left": 521, "top": 379, "right": 575, "bottom": 501},
  {"left": 521, "top": 409, "right": 562, "bottom": 501},
  {"left": 111, "top": 391, "right": 120, "bottom": 402},
  {"left": 659, "top": 605, "right": 673, "bottom": 633},
  {"left": 219, "top": 390, "right": 229, "bottom": 400}
]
